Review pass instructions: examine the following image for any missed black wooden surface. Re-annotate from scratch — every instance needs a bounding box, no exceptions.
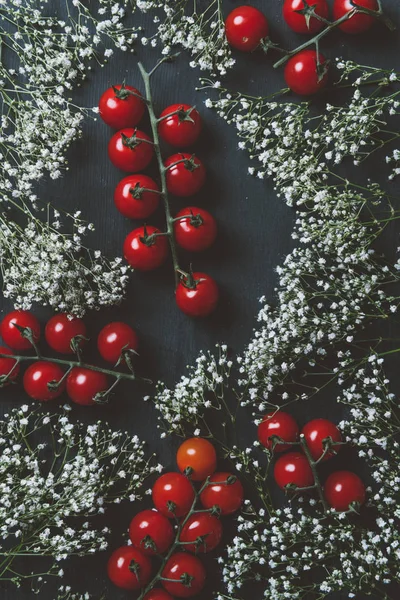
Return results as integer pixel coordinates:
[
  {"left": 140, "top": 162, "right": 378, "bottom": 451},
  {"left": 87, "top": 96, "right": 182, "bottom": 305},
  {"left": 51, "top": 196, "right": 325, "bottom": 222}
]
[{"left": 1, "top": 1, "right": 400, "bottom": 598}]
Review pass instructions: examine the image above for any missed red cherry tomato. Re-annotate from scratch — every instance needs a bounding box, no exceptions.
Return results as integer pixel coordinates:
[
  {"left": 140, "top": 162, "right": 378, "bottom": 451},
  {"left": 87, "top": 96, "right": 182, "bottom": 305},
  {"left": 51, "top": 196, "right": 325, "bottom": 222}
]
[
  {"left": 176, "top": 272, "right": 219, "bottom": 318},
  {"left": 108, "top": 128, "right": 154, "bottom": 172},
  {"left": 97, "top": 322, "right": 139, "bottom": 364},
  {"left": 165, "top": 153, "right": 206, "bottom": 197},
  {"left": 333, "top": 0, "right": 378, "bottom": 34},
  {"left": 129, "top": 509, "right": 174, "bottom": 556},
  {"left": 45, "top": 313, "right": 87, "bottom": 355},
  {"left": 159, "top": 104, "right": 202, "bottom": 147},
  {"left": 123, "top": 225, "right": 168, "bottom": 271},
  {"left": 258, "top": 411, "right": 299, "bottom": 452},
  {"left": 1, "top": 310, "right": 40, "bottom": 351},
  {"left": 161, "top": 552, "right": 206, "bottom": 598},
  {"left": 152, "top": 472, "right": 195, "bottom": 518},
  {"left": 274, "top": 452, "right": 314, "bottom": 490},
  {"left": 99, "top": 84, "right": 145, "bottom": 129},
  {"left": 176, "top": 437, "right": 217, "bottom": 481},
  {"left": 225, "top": 6, "right": 269, "bottom": 52},
  {"left": 23, "top": 361, "right": 65, "bottom": 402},
  {"left": 0, "top": 346, "right": 20, "bottom": 384},
  {"left": 180, "top": 513, "right": 223, "bottom": 554},
  {"left": 301, "top": 418, "right": 342, "bottom": 461},
  {"left": 284, "top": 50, "right": 329, "bottom": 96},
  {"left": 144, "top": 590, "right": 174, "bottom": 600},
  {"left": 283, "top": 0, "right": 329, "bottom": 34},
  {"left": 114, "top": 174, "right": 160, "bottom": 220},
  {"left": 324, "top": 471, "right": 366, "bottom": 511},
  {"left": 66, "top": 367, "right": 108, "bottom": 406},
  {"left": 174, "top": 207, "right": 217, "bottom": 252},
  {"left": 200, "top": 472, "right": 244, "bottom": 516},
  {"left": 107, "top": 545, "right": 152, "bottom": 591}
]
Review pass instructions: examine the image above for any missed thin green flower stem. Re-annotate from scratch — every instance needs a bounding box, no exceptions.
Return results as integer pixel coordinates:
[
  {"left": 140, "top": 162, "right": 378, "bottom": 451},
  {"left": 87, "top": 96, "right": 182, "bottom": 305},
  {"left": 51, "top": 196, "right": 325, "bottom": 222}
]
[{"left": 138, "top": 61, "right": 183, "bottom": 289}]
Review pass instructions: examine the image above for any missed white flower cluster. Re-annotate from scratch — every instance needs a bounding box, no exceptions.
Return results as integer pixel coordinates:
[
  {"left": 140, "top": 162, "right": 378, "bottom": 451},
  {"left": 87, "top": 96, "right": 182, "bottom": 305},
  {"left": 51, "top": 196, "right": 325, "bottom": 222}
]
[
  {"left": 0, "top": 404, "right": 158, "bottom": 589},
  {"left": 0, "top": 0, "right": 138, "bottom": 313},
  {"left": 136, "top": 0, "right": 235, "bottom": 75}
]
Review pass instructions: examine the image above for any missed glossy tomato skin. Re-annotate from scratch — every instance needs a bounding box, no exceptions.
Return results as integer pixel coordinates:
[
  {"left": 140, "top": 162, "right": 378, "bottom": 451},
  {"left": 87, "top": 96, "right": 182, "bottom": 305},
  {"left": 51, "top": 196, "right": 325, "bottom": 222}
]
[
  {"left": 174, "top": 207, "right": 217, "bottom": 252},
  {"left": 176, "top": 272, "right": 219, "bottom": 318},
  {"left": 324, "top": 471, "right": 366, "bottom": 511},
  {"left": 107, "top": 545, "right": 152, "bottom": 591},
  {"left": 283, "top": 0, "right": 329, "bottom": 34},
  {"left": 177, "top": 437, "right": 217, "bottom": 481},
  {"left": 161, "top": 552, "right": 206, "bottom": 598},
  {"left": 144, "top": 590, "right": 174, "bottom": 600},
  {"left": 301, "top": 418, "right": 342, "bottom": 461},
  {"left": 225, "top": 6, "right": 269, "bottom": 52},
  {"left": 284, "top": 50, "right": 329, "bottom": 96},
  {"left": 1, "top": 310, "right": 41, "bottom": 351},
  {"left": 114, "top": 174, "right": 160, "bottom": 219},
  {"left": 200, "top": 471, "right": 244, "bottom": 515},
  {"left": 129, "top": 509, "right": 174, "bottom": 556},
  {"left": 123, "top": 225, "right": 168, "bottom": 271},
  {"left": 45, "top": 313, "right": 87, "bottom": 355},
  {"left": 274, "top": 452, "right": 314, "bottom": 490},
  {"left": 23, "top": 361, "right": 65, "bottom": 402},
  {"left": 97, "top": 322, "right": 139, "bottom": 364},
  {"left": 165, "top": 153, "right": 206, "bottom": 197},
  {"left": 159, "top": 104, "right": 202, "bottom": 147},
  {"left": 0, "top": 346, "right": 20, "bottom": 384},
  {"left": 66, "top": 367, "right": 108, "bottom": 406},
  {"left": 333, "top": 0, "right": 378, "bottom": 34},
  {"left": 99, "top": 85, "right": 145, "bottom": 129},
  {"left": 258, "top": 411, "right": 299, "bottom": 452},
  {"left": 152, "top": 472, "right": 195, "bottom": 518},
  {"left": 108, "top": 128, "right": 154, "bottom": 172},
  {"left": 180, "top": 513, "right": 223, "bottom": 554}
]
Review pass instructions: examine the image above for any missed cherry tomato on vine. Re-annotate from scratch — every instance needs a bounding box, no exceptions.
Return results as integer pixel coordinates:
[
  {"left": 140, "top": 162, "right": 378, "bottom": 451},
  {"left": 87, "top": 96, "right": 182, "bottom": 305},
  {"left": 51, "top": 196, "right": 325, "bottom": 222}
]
[
  {"left": 99, "top": 84, "right": 145, "bottom": 129},
  {"left": 161, "top": 552, "right": 206, "bottom": 598},
  {"left": 174, "top": 207, "right": 217, "bottom": 252},
  {"left": 200, "top": 472, "right": 244, "bottom": 515},
  {"left": 159, "top": 104, "right": 202, "bottom": 147},
  {"left": 176, "top": 272, "right": 219, "bottom": 318},
  {"left": 165, "top": 153, "right": 206, "bottom": 197},
  {"left": 180, "top": 513, "right": 223, "bottom": 554},
  {"left": 23, "top": 361, "right": 65, "bottom": 402},
  {"left": 1, "top": 310, "right": 40, "bottom": 351},
  {"left": 283, "top": 0, "right": 329, "bottom": 34},
  {"left": 225, "top": 6, "right": 269, "bottom": 52},
  {"left": 107, "top": 545, "right": 152, "bottom": 591},
  {"left": 0, "top": 346, "right": 20, "bottom": 384},
  {"left": 284, "top": 50, "right": 329, "bottom": 96},
  {"left": 108, "top": 128, "right": 154, "bottom": 172},
  {"left": 45, "top": 313, "right": 87, "bottom": 355},
  {"left": 177, "top": 437, "right": 217, "bottom": 481},
  {"left": 114, "top": 174, "right": 160, "bottom": 220},
  {"left": 144, "top": 590, "right": 174, "bottom": 600},
  {"left": 152, "top": 472, "right": 195, "bottom": 518},
  {"left": 123, "top": 225, "right": 168, "bottom": 271},
  {"left": 274, "top": 452, "right": 314, "bottom": 490},
  {"left": 258, "top": 411, "right": 299, "bottom": 452},
  {"left": 301, "top": 418, "right": 342, "bottom": 462},
  {"left": 129, "top": 509, "right": 174, "bottom": 556},
  {"left": 333, "top": 0, "right": 378, "bottom": 34},
  {"left": 97, "top": 322, "right": 139, "bottom": 364},
  {"left": 66, "top": 367, "right": 109, "bottom": 406},
  {"left": 324, "top": 471, "right": 366, "bottom": 511}
]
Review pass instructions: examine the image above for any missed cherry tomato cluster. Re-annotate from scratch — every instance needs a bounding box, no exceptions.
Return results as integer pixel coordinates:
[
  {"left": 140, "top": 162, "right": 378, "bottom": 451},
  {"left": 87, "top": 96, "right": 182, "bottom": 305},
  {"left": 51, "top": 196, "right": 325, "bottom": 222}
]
[
  {"left": 224, "top": 1, "right": 382, "bottom": 96},
  {"left": 108, "top": 438, "right": 244, "bottom": 597},
  {"left": 0, "top": 310, "right": 139, "bottom": 405},
  {"left": 258, "top": 412, "right": 366, "bottom": 511},
  {"left": 99, "top": 83, "right": 219, "bottom": 318}
]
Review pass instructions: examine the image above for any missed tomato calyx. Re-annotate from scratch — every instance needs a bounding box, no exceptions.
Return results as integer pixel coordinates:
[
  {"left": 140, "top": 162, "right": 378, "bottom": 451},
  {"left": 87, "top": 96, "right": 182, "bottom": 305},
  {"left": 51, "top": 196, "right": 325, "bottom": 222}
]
[
  {"left": 129, "top": 182, "right": 160, "bottom": 200},
  {"left": 139, "top": 224, "right": 168, "bottom": 248},
  {"left": 128, "top": 558, "right": 141, "bottom": 578},
  {"left": 316, "top": 57, "right": 330, "bottom": 83},
  {"left": 178, "top": 268, "right": 205, "bottom": 291},
  {"left": 112, "top": 82, "right": 131, "bottom": 101},
  {"left": 160, "top": 105, "right": 196, "bottom": 125},
  {"left": 167, "top": 500, "right": 177, "bottom": 514},
  {"left": 295, "top": 0, "right": 328, "bottom": 29},
  {"left": 166, "top": 154, "right": 200, "bottom": 173},
  {"left": 10, "top": 323, "right": 38, "bottom": 350},
  {"left": 121, "top": 130, "right": 153, "bottom": 150},
  {"left": 142, "top": 535, "right": 157, "bottom": 553}
]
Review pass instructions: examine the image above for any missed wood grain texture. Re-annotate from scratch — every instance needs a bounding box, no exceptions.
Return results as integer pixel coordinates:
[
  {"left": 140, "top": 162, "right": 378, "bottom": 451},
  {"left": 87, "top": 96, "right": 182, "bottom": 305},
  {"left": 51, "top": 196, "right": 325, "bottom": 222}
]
[{"left": 1, "top": 1, "right": 400, "bottom": 598}]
